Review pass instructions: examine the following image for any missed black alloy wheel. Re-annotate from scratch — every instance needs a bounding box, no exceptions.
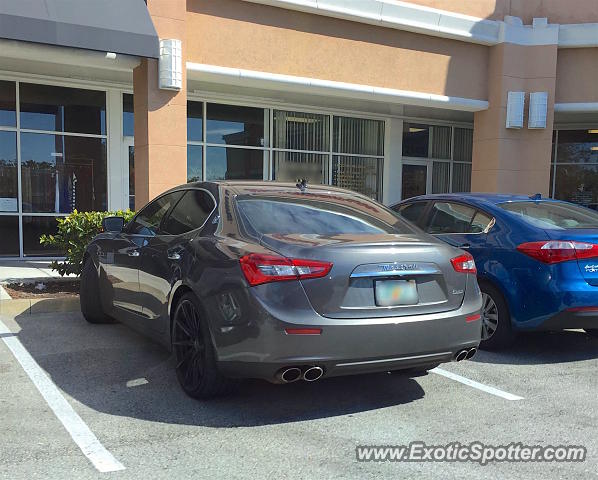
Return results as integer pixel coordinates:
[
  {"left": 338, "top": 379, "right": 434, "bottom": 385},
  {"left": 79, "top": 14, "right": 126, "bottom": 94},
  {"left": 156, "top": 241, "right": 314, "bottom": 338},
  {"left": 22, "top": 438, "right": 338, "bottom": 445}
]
[{"left": 172, "top": 292, "right": 234, "bottom": 398}]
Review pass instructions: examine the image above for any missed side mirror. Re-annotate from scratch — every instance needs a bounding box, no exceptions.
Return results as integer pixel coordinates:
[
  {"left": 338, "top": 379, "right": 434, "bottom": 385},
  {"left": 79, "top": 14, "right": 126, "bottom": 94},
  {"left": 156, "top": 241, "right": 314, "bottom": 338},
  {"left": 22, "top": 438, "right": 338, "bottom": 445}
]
[{"left": 102, "top": 216, "right": 124, "bottom": 233}]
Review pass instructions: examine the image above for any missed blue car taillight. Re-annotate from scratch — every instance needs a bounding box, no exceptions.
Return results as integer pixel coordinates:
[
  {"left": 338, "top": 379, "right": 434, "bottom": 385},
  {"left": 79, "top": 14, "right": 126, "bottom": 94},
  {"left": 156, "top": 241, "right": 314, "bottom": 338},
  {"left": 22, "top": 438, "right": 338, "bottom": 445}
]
[{"left": 517, "top": 240, "right": 598, "bottom": 264}]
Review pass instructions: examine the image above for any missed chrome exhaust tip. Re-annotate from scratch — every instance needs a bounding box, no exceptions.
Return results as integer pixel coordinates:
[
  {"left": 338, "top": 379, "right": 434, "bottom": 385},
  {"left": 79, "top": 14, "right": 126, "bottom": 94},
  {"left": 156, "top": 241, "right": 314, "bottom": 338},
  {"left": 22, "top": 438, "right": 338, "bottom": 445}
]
[
  {"left": 455, "top": 350, "right": 468, "bottom": 362},
  {"left": 466, "top": 347, "right": 477, "bottom": 359},
  {"left": 303, "top": 366, "right": 324, "bottom": 382},
  {"left": 277, "top": 367, "right": 302, "bottom": 383}
]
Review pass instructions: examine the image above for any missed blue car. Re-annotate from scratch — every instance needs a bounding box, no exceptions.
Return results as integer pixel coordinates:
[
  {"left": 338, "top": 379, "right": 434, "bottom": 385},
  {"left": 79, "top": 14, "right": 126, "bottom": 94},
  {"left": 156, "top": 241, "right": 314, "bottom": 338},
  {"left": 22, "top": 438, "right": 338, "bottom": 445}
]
[{"left": 391, "top": 193, "right": 598, "bottom": 349}]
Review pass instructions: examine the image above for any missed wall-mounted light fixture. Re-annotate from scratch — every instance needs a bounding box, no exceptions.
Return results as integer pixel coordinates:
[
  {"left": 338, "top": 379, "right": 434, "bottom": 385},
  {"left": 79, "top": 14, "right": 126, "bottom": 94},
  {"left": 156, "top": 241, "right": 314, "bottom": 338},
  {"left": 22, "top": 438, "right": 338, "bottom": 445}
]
[
  {"left": 506, "top": 91, "right": 525, "bottom": 129},
  {"left": 159, "top": 39, "right": 182, "bottom": 91},
  {"left": 528, "top": 92, "right": 548, "bottom": 129}
]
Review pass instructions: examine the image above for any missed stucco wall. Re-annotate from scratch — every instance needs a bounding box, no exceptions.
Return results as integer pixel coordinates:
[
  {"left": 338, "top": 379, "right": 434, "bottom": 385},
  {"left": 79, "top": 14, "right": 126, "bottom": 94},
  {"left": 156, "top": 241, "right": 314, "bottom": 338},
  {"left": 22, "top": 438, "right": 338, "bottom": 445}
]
[
  {"left": 186, "top": 0, "right": 489, "bottom": 100},
  {"left": 556, "top": 48, "right": 598, "bottom": 104},
  {"left": 406, "top": 0, "right": 598, "bottom": 25}
]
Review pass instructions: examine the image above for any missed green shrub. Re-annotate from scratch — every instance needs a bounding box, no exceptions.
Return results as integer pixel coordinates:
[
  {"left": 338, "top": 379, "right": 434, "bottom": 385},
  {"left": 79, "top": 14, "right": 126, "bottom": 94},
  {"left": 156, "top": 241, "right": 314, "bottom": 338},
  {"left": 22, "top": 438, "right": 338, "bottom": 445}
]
[{"left": 40, "top": 210, "right": 136, "bottom": 276}]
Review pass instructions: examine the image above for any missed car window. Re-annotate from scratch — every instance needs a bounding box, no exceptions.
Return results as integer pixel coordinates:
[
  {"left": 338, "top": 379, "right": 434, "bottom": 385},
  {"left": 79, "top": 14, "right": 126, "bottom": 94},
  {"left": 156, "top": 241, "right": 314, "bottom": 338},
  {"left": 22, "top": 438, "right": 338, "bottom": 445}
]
[
  {"left": 499, "top": 201, "right": 598, "bottom": 229},
  {"left": 427, "top": 202, "right": 476, "bottom": 234},
  {"left": 162, "top": 189, "right": 215, "bottom": 235},
  {"left": 235, "top": 194, "right": 414, "bottom": 236},
  {"left": 127, "top": 191, "right": 183, "bottom": 236},
  {"left": 471, "top": 211, "right": 493, "bottom": 233},
  {"left": 395, "top": 202, "right": 427, "bottom": 224}
]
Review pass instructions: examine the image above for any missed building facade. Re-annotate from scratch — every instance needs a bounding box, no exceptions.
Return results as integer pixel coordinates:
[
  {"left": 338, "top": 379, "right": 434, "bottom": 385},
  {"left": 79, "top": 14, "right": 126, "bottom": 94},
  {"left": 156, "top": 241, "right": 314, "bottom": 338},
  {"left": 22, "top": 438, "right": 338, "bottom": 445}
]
[{"left": 1, "top": 0, "right": 598, "bottom": 257}]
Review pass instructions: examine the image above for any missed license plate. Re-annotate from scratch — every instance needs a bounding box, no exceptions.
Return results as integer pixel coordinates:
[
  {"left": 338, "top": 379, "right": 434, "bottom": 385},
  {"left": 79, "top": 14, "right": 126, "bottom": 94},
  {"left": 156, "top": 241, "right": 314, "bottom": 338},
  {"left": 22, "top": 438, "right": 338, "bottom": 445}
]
[{"left": 375, "top": 280, "right": 418, "bottom": 307}]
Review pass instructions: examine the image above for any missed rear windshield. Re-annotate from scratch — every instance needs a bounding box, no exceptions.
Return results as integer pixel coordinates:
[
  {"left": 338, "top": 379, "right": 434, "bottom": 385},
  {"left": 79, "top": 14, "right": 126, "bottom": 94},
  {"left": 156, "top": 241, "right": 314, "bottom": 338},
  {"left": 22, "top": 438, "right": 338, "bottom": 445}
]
[
  {"left": 499, "top": 201, "right": 598, "bottom": 229},
  {"left": 235, "top": 194, "right": 414, "bottom": 236}
]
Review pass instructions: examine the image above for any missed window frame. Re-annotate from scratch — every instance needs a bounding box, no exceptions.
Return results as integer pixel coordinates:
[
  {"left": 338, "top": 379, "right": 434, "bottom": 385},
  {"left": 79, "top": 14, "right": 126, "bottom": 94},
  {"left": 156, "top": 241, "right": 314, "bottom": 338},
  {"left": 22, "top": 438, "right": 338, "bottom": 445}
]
[
  {"left": 551, "top": 128, "right": 598, "bottom": 205},
  {"left": 185, "top": 99, "right": 386, "bottom": 200},
  {"left": 402, "top": 123, "right": 473, "bottom": 195},
  {"left": 0, "top": 77, "right": 109, "bottom": 258}
]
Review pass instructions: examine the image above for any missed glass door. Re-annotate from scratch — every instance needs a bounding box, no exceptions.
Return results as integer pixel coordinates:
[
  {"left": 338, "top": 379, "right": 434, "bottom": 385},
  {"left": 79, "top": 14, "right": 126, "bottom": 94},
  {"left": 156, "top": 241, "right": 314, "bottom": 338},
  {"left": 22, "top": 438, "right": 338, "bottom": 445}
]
[{"left": 401, "top": 163, "right": 430, "bottom": 200}]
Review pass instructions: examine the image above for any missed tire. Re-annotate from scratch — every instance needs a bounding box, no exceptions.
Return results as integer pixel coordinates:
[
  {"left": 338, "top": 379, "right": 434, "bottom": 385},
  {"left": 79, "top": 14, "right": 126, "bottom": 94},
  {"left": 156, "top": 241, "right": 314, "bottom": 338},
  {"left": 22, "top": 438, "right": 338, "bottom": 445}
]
[
  {"left": 172, "top": 292, "right": 235, "bottom": 399},
  {"left": 80, "top": 257, "right": 115, "bottom": 324},
  {"left": 585, "top": 329, "right": 598, "bottom": 338},
  {"left": 478, "top": 281, "right": 515, "bottom": 350}
]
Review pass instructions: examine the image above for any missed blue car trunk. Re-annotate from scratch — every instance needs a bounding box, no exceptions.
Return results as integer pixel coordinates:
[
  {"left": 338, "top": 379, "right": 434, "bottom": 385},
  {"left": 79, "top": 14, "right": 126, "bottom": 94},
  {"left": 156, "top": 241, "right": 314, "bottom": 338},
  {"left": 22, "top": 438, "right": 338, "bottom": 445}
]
[{"left": 544, "top": 228, "right": 598, "bottom": 286}]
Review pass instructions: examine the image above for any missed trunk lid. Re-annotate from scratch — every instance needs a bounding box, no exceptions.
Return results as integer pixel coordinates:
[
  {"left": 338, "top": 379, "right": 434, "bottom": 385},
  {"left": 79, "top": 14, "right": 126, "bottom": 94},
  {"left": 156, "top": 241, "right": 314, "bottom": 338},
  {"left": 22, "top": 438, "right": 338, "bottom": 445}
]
[
  {"left": 260, "top": 233, "right": 466, "bottom": 319},
  {"left": 545, "top": 228, "right": 598, "bottom": 286}
]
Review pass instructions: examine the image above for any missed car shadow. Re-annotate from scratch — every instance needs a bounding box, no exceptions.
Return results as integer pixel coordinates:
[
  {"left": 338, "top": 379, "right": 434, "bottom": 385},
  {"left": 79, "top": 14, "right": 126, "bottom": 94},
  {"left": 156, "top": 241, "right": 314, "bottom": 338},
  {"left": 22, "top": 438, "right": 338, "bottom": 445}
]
[
  {"left": 472, "top": 330, "right": 598, "bottom": 365},
  {"left": 9, "top": 309, "right": 425, "bottom": 428}
]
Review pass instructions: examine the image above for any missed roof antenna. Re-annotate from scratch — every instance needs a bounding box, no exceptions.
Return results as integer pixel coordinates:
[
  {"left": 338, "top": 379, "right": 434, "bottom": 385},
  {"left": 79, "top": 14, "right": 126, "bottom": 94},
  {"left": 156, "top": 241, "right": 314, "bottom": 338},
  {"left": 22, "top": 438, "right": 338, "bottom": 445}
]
[
  {"left": 529, "top": 193, "right": 542, "bottom": 200},
  {"left": 296, "top": 178, "right": 308, "bottom": 193}
]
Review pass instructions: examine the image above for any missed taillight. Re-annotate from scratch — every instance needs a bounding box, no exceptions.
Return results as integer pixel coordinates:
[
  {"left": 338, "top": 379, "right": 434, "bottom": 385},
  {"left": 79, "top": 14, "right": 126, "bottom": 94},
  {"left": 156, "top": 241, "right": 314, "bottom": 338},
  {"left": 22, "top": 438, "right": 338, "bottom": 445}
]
[
  {"left": 516, "top": 241, "right": 598, "bottom": 264},
  {"left": 451, "top": 252, "right": 477, "bottom": 274},
  {"left": 239, "top": 254, "right": 332, "bottom": 286},
  {"left": 567, "top": 306, "right": 598, "bottom": 312}
]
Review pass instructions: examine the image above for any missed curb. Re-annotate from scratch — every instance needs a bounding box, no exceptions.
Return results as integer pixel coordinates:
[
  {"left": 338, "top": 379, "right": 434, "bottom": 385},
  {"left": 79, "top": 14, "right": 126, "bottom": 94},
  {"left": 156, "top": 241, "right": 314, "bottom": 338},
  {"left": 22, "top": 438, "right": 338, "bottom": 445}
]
[{"left": 0, "top": 296, "right": 80, "bottom": 316}]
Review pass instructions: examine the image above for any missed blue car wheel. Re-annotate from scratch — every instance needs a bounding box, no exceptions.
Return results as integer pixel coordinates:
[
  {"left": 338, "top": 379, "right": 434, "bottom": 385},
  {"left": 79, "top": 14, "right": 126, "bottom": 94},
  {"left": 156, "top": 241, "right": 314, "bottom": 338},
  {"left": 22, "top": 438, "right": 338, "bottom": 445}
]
[{"left": 479, "top": 281, "right": 515, "bottom": 350}]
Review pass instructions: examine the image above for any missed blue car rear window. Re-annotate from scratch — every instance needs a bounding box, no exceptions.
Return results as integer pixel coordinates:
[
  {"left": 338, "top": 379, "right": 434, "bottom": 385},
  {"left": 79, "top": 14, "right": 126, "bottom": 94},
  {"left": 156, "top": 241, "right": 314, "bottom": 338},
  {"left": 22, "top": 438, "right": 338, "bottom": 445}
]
[{"left": 499, "top": 201, "right": 598, "bottom": 229}]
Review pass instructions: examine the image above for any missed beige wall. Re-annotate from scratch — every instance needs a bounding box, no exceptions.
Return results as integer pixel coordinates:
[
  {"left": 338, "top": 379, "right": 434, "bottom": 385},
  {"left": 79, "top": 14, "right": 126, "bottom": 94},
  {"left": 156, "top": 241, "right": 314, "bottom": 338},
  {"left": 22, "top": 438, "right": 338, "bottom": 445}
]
[
  {"left": 556, "top": 49, "right": 598, "bottom": 104},
  {"left": 472, "top": 43, "right": 557, "bottom": 195},
  {"left": 134, "top": 0, "right": 188, "bottom": 208},
  {"left": 406, "top": 0, "right": 598, "bottom": 24},
  {"left": 186, "top": 0, "right": 489, "bottom": 100},
  {"left": 133, "top": 0, "right": 598, "bottom": 203}
]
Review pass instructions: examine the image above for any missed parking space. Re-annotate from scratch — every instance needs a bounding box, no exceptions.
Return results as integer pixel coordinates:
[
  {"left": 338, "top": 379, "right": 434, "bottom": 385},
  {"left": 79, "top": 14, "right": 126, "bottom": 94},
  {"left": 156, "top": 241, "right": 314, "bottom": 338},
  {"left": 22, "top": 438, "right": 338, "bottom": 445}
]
[{"left": 1, "top": 311, "right": 597, "bottom": 479}]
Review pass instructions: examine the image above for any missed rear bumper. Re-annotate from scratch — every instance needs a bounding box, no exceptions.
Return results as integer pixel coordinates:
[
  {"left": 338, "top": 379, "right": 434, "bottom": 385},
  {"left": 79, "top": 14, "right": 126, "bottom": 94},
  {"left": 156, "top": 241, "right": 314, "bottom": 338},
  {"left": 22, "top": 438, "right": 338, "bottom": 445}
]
[
  {"left": 536, "top": 309, "right": 598, "bottom": 331},
  {"left": 206, "top": 273, "right": 482, "bottom": 382},
  {"left": 220, "top": 351, "right": 458, "bottom": 381},
  {"left": 216, "top": 308, "right": 482, "bottom": 381}
]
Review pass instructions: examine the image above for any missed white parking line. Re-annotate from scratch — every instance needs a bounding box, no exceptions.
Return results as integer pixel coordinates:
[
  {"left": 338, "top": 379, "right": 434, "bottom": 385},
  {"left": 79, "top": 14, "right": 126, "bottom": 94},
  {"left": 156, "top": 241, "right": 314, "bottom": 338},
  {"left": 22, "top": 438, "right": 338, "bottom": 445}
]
[
  {"left": 126, "top": 377, "right": 148, "bottom": 388},
  {"left": 0, "top": 319, "right": 125, "bottom": 473},
  {"left": 431, "top": 367, "right": 524, "bottom": 401}
]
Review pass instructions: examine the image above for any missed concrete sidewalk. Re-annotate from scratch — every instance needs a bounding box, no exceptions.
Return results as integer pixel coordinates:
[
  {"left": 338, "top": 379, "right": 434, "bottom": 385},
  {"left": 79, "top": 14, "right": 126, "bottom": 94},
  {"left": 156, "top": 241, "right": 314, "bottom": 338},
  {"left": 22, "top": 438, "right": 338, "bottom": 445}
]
[
  {"left": 0, "top": 261, "right": 78, "bottom": 314},
  {"left": 0, "top": 261, "right": 76, "bottom": 283}
]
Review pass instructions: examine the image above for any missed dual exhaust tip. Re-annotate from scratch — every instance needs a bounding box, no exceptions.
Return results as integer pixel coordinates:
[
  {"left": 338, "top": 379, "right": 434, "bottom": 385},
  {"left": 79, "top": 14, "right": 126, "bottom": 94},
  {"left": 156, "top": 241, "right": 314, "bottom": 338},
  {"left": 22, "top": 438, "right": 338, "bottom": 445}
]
[
  {"left": 277, "top": 366, "right": 324, "bottom": 383},
  {"left": 454, "top": 347, "right": 477, "bottom": 362}
]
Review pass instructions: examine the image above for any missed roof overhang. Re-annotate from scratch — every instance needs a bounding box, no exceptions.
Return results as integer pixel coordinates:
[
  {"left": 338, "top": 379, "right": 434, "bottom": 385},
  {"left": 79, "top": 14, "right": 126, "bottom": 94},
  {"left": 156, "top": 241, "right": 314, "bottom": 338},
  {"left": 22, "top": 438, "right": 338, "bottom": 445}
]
[
  {"left": 0, "top": 0, "right": 159, "bottom": 59},
  {"left": 241, "top": 0, "right": 598, "bottom": 49},
  {"left": 187, "top": 63, "right": 489, "bottom": 112}
]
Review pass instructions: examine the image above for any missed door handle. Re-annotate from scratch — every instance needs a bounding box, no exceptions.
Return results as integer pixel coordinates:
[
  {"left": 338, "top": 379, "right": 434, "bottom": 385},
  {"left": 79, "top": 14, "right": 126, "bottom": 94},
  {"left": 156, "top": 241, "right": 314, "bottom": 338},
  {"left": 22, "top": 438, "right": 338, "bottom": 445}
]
[
  {"left": 460, "top": 243, "right": 471, "bottom": 249},
  {"left": 128, "top": 250, "right": 140, "bottom": 257}
]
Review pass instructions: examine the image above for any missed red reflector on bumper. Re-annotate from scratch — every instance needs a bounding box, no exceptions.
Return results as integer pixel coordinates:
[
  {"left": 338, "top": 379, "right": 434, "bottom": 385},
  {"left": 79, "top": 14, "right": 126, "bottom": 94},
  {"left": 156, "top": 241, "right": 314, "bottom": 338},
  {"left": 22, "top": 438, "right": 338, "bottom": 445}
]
[
  {"left": 466, "top": 314, "right": 481, "bottom": 322},
  {"left": 284, "top": 328, "right": 322, "bottom": 335},
  {"left": 566, "top": 307, "right": 598, "bottom": 312}
]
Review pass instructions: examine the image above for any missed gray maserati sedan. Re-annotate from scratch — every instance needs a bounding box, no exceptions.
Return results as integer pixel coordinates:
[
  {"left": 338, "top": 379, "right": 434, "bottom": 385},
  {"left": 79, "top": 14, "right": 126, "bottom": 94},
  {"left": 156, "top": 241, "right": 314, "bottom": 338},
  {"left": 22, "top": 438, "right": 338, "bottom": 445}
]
[{"left": 80, "top": 181, "right": 482, "bottom": 398}]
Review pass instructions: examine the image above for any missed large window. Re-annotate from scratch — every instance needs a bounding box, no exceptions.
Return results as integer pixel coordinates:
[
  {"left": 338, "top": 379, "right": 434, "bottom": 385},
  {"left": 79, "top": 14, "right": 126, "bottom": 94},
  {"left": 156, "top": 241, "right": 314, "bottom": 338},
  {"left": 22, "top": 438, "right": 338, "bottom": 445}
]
[
  {"left": 186, "top": 102, "right": 385, "bottom": 200},
  {"left": 0, "top": 80, "right": 107, "bottom": 257},
  {"left": 402, "top": 123, "right": 473, "bottom": 194},
  {"left": 551, "top": 130, "right": 598, "bottom": 206},
  {"left": 187, "top": 102, "right": 267, "bottom": 182},
  {"left": 273, "top": 110, "right": 330, "bottom": 186}
]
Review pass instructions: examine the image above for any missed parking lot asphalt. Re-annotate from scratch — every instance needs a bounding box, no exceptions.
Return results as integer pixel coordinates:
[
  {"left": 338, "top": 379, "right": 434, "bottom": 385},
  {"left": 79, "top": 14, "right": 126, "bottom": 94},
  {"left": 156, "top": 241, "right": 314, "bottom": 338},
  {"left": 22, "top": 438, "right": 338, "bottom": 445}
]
[{"left": 1, "top": 311, "right": 598, "bottom": 479}]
